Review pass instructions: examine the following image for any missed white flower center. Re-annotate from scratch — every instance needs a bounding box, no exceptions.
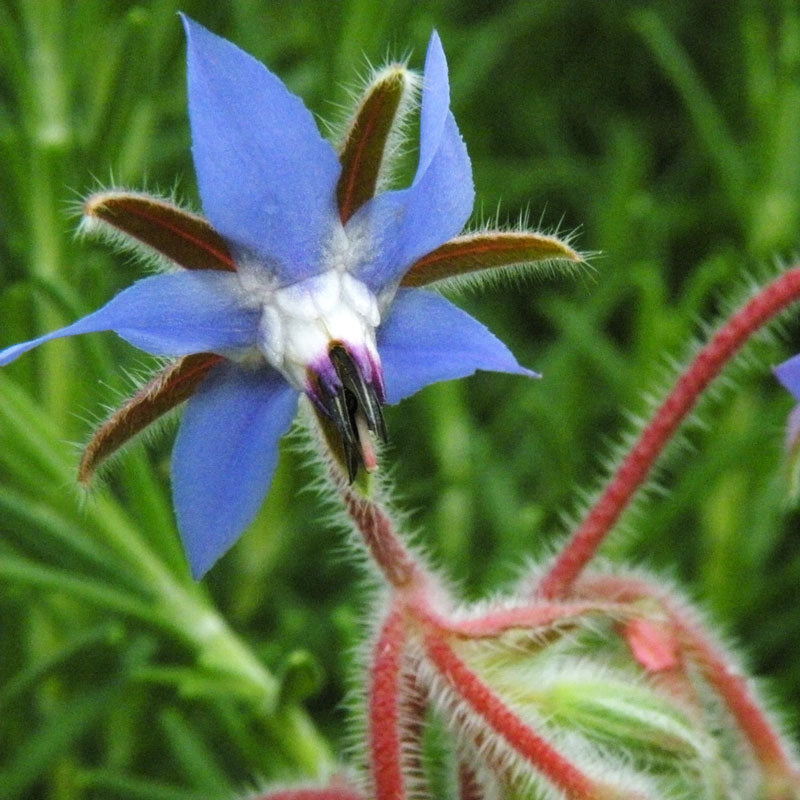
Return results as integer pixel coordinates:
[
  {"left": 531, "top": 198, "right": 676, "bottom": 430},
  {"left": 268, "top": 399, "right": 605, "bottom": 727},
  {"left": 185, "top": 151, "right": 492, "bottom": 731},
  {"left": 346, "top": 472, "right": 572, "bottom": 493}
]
[{"left": 258, "top": 269, "right": 381, "bottom": 390}]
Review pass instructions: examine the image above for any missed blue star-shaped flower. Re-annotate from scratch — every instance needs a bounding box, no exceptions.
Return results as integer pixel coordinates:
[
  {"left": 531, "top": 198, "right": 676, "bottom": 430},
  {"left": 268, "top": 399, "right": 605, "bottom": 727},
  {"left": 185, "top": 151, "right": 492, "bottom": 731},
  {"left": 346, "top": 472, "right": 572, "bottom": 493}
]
[{"left": 1, "top": 18, "right": 578, "bottom": 577}]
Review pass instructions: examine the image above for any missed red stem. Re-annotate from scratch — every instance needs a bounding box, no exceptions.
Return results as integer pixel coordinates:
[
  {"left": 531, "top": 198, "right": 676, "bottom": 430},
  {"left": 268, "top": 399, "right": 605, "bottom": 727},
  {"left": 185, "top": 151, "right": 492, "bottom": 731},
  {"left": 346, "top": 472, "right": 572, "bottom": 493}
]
[
  {"left": 419, "top": 600, "right": 626, "bottom": 639},
  {"left": 457, "top": 761, "right": 484, "bottom": 800},
  {"left": 341, "top": 484, "right": 424, "bottom": 590},
  {"left": 369, "top": 606, "right": 408, "bottom": 800},
  {"left": 423, "top": 633, "right": 603, "bottom": 799},
  {"left": 678, "top": 611, "right": 799, "bottom": 783},
  {"left": 257, "top": 791, "right": 363, "bottom": 800},
  {"left": 539, "top": 266, "right": 800, "bottom": 600},
  {"left": 399, "top": 670, "right": 430, "bottom": 800}
]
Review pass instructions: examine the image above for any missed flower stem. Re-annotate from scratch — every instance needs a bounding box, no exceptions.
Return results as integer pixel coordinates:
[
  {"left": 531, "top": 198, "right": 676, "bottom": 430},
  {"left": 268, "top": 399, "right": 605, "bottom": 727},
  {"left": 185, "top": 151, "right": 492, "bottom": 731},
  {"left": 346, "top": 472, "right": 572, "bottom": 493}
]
[
  {"left": 422, "top": 633, "right": 610, "bottom": 800},
  {"left": 458, "top": 762, "right": 484, "bottom": 800},
  {"left": 539, "top": 265, "right": 800, "bottom": 600},
  {"left": 255, "top": 787, "right": 363, "bottom": 800},
  {"left": 369, "top": 606, "right": 408, "bottom": 800},
  {"left": 671, "top": 603, "right": 800, "bottom": 791},
  {"left": 339, "top": 482, "right": 424, "bottom": 590},
  {"left": 425, "top": 601, "right": 625, "bottom": 639}
]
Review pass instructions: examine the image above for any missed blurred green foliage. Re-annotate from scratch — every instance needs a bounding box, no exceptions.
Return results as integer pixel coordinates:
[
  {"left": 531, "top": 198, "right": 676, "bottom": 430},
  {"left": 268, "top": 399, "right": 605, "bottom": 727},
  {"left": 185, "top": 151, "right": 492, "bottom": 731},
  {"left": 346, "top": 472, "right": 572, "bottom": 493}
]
[{"left": 1, "top": 0, "right": 800, "bottom": 797}]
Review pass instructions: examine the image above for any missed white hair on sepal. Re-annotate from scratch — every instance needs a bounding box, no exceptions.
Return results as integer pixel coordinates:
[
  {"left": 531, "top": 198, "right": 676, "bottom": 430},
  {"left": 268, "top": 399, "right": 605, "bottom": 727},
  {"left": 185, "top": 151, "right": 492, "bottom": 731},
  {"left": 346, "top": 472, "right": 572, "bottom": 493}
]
[
  {"left": 325, "top": 50, "right": 422, "bottom": 197},
  {"left": 425, "top": 204, "right": 592, "bottom": 297},
  {"left": 69, "top": 354, "right": 182, "bottom": 500},
  {"left": 324, "top": 44, "right": 415, "bottom": 135},
  {"left": 366, "top": 61, "right": 421, "bottom": 197},
  {"left": 75, "top": 179, "right": 203, "bottom": 276}
]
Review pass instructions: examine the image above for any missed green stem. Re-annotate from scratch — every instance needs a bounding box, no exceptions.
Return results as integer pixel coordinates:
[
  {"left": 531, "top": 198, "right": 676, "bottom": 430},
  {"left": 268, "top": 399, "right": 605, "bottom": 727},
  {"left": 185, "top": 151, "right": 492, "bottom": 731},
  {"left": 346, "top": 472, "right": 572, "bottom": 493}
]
[{"left": 19, "top": 0, "right": 72, "bottom": 422}]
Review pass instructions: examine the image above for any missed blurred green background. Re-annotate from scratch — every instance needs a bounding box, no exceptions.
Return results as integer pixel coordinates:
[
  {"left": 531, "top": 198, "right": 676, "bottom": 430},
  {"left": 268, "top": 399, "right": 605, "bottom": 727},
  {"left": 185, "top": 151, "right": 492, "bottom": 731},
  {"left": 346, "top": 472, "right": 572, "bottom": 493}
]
[{"left": 2, "top": 0, "right": 800, "bottom": 797}]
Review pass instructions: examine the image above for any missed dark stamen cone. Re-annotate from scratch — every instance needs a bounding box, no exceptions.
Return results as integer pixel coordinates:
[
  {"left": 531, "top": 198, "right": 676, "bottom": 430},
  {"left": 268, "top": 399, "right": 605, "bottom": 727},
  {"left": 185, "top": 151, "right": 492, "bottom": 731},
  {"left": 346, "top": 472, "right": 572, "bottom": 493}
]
[
  {"left": 83, "top": 192, "right": 236, "bottom": 271},
  {"left": 311, "top": 346, "right": 388, "bottom": 483},
  {"left": 79, "top": 353, "right": 223, "bottom": 484},
  {"left": 401, "top": 231, "right": 582, "bottom": 287},
  {"left": 328, "top": 345, "right": 387, "bottom": 442},
  {"left": 313, "top": 405, "right": 360, "bottom": 483},
  {"left": 337, "top": 66, "right": 414, "bottom": 224}
]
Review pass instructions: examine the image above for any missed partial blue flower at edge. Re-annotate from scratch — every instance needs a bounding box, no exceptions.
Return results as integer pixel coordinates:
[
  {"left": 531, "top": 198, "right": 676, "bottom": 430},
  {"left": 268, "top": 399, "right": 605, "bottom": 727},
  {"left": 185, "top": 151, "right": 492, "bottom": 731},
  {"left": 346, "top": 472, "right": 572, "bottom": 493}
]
[{"left": 775, "top": 354, "right": 800, "bottom": 400}]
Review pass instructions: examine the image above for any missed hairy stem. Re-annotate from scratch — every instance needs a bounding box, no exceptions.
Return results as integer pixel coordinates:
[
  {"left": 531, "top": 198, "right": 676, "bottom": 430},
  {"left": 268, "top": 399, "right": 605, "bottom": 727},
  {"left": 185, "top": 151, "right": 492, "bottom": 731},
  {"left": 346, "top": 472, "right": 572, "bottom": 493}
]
[
  {"left": 539, "top": 265, "right": 800, "bottom": 599},
  {"left": 256, "top": 788, "right": 363, "bottom": 800},
  {"left": 423, "top": 633, "right": 610, "bottom": 800},
  {"left": 339, "top": 481, "right": 424, "bottom": 590},
  {"left": 369, "top": 606, "right": 408, "bottom": 800},
  {"left": 457, "top": 761, "right": 485, "bottom": 800},
  {"left": 399, "top": 670, "right": 431, "bottom": 800},
  {"left": 677, "top": 609, "right": 800, "bottom": 791},
  {"left": 422, "top": 600, "right": 626, "bottom": 640}
]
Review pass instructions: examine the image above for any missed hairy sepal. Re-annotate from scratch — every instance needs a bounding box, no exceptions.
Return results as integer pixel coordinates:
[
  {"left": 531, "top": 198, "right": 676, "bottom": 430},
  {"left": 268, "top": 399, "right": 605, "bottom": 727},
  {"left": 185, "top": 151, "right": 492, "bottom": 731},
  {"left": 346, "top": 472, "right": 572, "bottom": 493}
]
[
  {"left": 82, "top": 191, "right": 236, "bottom": 272},
  {"left": 417, "top": 598, "right": 778, "bottom": 799},
  {"left": 79, "top": 353, "right": 223, "bottom": 484},
  {"left": 400, "top": 230, "right": 582, "bottom": 288},
  {"left": 337, "top": 64, "right": 419, "bottom": 224}
]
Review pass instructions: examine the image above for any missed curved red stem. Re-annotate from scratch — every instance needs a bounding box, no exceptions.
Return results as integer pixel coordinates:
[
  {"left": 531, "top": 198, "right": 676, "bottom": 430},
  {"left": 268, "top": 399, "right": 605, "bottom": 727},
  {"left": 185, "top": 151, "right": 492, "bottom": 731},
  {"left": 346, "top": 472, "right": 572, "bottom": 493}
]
[{"left": 539, "top": 266, "right": 800, "bottom": 600}]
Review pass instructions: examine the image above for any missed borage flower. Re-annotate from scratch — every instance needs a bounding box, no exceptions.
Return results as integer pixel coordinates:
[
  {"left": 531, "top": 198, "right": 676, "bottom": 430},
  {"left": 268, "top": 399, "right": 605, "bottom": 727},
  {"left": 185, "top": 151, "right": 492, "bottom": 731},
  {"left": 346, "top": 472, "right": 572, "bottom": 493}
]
[{"left": 0, "top": 17, "right": 579, "bottom": 577}]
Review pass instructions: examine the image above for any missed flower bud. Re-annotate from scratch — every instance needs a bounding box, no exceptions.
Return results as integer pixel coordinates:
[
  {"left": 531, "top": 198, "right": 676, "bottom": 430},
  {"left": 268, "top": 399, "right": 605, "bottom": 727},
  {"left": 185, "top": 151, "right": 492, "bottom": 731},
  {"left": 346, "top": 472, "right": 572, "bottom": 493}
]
[{"left": 418, "top": 582, "right": 798, "bottom": 799}]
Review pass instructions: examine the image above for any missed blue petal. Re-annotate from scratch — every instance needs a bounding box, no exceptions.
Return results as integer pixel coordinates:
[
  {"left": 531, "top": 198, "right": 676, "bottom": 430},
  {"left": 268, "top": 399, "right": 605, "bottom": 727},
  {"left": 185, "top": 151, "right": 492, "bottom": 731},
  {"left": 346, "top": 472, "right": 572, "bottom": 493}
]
[
  {"left": 352, "top": 32, "right": 474, "bottom": 292},
  {"left": 417, "top": 31, "right": 450, "bottom": 176},
  {"left": 775, "top": 354, "right": 800, "bottom": 399},
  {"left": 0, "top": 271, "right": 259, "bottom": 366},
  {"left": 171, "top": 360, "right": 299, "bottom": 578},
  {"left": 377, "top": 288, "right": 537, "bottom": 404},
  {"left": 183, "top": 16, "right": 341, "bottom": 285}
]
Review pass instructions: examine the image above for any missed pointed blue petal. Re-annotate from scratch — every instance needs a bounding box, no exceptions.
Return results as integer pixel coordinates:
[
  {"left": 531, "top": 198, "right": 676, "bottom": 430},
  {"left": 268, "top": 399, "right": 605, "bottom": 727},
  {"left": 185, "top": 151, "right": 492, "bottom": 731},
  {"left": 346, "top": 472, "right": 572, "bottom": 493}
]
[
  {"left": 417, "top": 31, "right": 450, "bottom": 176},
  {"left": 0, "top": 271, "right": 259, "bottom": 366},
  {"left": 183, "top": 16, "right": 341, "bottom": 285},
  {"left": 352, "top": 33, "right": 474, "bottom": 292},
  {"left": 775, "top": 354, "right": 800, "bottom": 399},
  {"left": 171, "top": 360, "right": 299, "bottom": 578},
  {"left": 377, "top": 288, "right": 537, "bottom": 404}
]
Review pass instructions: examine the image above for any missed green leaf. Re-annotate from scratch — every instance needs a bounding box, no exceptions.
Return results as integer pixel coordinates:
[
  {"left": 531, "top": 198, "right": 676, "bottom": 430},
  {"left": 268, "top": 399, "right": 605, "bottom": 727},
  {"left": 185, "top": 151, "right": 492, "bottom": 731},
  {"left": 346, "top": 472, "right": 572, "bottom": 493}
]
[{"left": 160, "top": 709, "right": 234, "bottom": 793}]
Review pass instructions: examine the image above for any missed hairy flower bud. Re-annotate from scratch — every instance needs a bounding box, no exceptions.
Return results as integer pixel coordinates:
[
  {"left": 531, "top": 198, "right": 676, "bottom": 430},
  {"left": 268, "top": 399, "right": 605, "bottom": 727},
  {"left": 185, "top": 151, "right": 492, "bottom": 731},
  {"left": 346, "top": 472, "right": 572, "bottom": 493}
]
[{"left": 411, "top": 576, "right": 799, "bottom": 799}]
